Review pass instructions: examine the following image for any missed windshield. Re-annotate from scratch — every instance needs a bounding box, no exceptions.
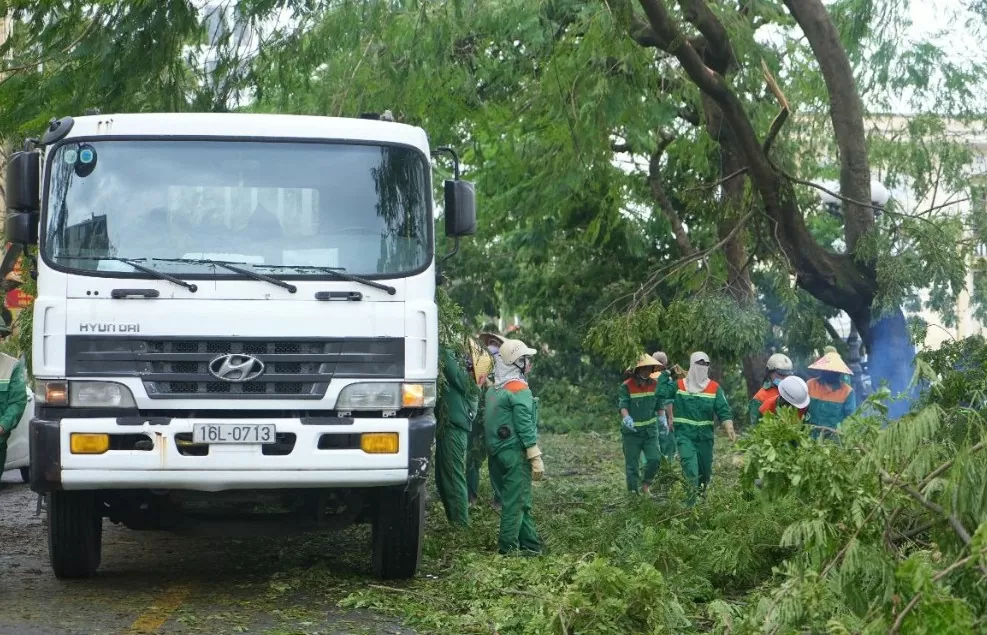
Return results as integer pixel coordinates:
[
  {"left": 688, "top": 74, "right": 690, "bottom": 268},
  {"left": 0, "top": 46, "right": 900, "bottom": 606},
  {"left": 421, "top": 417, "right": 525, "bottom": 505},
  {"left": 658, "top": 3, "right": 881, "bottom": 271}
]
[{"left": 43, "top": 140, "right": 431, "bottom": 277}]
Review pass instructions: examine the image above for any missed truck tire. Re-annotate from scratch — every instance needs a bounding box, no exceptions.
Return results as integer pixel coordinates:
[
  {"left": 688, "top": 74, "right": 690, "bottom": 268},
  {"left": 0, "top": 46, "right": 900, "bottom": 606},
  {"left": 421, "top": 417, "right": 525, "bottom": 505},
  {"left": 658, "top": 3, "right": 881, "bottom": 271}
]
[
  {"left": 48, "top": 491, "right": 102, "bottom": 579},
  {"left": 371, "top": 486, "right": 425, "bottom": 580}
]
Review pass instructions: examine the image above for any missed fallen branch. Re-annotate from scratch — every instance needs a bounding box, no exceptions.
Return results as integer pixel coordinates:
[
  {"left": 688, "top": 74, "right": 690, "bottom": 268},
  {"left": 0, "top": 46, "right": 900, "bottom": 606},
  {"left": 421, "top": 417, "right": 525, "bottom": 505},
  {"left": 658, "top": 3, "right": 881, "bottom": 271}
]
[
  {"left": 918, "top": 441, "right": 987, "bottom": 490},
  {"left": 889, "top": 592, "right": 923, "bottom": 635},
  {"left": 880, "top": 470, "right": 972, "bottom": 546},
  {"left": 890, "top": 548, "right": 987, "bottom": 634}
]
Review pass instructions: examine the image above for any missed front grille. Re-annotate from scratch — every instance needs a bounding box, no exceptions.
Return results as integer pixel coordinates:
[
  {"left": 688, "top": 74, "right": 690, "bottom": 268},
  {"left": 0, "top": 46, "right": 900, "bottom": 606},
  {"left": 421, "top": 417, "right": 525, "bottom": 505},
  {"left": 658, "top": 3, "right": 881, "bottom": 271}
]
[{"left": 66, "top": 336, "right": 404, "bottom": 400}]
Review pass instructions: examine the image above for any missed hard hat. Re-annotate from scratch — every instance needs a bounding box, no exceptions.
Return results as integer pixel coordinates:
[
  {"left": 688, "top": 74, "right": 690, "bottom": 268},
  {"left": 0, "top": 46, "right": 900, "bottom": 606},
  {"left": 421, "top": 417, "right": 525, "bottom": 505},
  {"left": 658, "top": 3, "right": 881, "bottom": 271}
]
[
  {"left": 652, "top": 351, "right": 668, "bottom": 367},
  {"left": 809, "top": 352, "right": 853, "bottom": 375},
  {"left": 778, "top": 376, "right": 810, "bottom": 409},
  {"left": 766, "top": 353, "right": 794, "bottom": 374},
  {"left": 499, "top": 339, "right": 537, "bottom": 366},
  {"left": 468, "top": 339, "right": 494, "bottom": 383},
  {"left": 628, "top": 353, "right": 662, "bottom": 373}
]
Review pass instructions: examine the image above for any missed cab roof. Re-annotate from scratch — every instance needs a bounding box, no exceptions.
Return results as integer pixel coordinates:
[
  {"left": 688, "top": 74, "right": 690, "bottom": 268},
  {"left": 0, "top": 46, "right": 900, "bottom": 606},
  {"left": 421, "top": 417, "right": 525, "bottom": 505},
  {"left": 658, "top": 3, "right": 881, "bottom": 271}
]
[{"left": 60, "top": 113, "right": 430, "bottom": 154}]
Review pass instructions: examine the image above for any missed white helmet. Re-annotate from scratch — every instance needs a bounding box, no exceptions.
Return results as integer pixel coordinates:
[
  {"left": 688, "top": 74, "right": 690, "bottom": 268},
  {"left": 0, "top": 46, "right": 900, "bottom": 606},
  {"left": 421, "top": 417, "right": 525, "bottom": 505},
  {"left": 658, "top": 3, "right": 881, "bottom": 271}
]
[
  {"left": 778, "top": 376, "right": 810, "bottom": 409},
  {"left": 499, "top": 339, "right": 537, "bottom": 366},
  {"left": 766, "top": 353, "right": 794, "bottom": 374}
]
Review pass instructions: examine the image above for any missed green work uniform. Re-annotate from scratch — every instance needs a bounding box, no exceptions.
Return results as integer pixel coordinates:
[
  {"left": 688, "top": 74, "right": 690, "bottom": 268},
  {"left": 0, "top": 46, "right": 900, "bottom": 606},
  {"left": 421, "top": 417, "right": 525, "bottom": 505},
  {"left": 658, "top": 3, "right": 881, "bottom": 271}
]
[
  {"left": 655, "top": 371, "right": 677, "bottom": 461},
  {"left": 657, "top": 377, "right": 732, "bottom": 504},
  {"left": 617, "top": 376, "right": 661, "bottom": 492},
  {"left": 435, "top": 347, "right": 477, "bottom": 527},
  {"left": 485, "top": 379, "right": 542, "bottom": 554},
  {"left": 467, "top": 385, "right": 502, "bottom": 505},
  {"left": 0, "top": 357, "right": 27, "bottom": 470}
]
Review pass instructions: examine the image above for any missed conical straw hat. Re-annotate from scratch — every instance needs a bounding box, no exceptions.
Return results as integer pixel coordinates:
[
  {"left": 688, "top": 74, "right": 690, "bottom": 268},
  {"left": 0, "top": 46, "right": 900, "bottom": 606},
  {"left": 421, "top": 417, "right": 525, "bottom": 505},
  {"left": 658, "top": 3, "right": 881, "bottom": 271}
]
[
  {"left": 627, "top": 353, "right": 661, "bottom": 373},
  {"left": 808, "top": 352, "right": 853, "bottom": 375},
  {"left": 468, "top": 339, "right": 493, "bottom": 383}
]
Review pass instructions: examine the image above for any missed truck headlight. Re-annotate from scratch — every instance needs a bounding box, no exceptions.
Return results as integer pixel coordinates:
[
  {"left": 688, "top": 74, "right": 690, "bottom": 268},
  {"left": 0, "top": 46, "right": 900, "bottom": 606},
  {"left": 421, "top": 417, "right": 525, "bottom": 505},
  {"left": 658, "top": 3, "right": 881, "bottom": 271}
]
[
  {"left": 71, "top": 382, "right": 137, "bottom": 408},
  {"left": 335, "top": 383, "right": 436, "bottom": 410},
  {"left": 35, "top": 380, "right": 136, "bottom": 408}
]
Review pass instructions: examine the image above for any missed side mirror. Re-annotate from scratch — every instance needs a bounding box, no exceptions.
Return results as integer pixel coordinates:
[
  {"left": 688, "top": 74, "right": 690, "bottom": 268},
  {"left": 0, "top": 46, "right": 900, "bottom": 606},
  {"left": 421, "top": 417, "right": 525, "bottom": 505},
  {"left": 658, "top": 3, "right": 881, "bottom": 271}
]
[
  {"left": 5, "top": 151, "right": 40, "bottom": 212},
  {"left": 5, "top": 212, "right": 39, "bottom": 245},
  {"left": 444, "top": 179, "right": 476, "bottom": 237}
]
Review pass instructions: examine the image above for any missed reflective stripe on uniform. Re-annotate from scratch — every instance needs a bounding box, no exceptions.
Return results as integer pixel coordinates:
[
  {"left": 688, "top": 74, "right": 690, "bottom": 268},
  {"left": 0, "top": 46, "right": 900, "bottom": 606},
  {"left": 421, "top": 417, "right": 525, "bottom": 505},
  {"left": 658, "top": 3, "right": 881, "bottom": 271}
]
[
  {"left": 677, "top": 390, "right": 716, "bottom": 400},
  {"left": 674, "top": 417, "right": 714, "bottom": 427}
]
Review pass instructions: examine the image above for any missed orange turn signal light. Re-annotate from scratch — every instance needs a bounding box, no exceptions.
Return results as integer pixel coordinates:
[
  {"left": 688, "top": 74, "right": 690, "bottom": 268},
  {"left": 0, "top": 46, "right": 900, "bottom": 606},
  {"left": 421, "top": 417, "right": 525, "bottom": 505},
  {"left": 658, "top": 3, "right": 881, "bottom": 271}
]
[
  {"left": 70, "top": 433, "right": 109, "bottom": 455},
  {"left": 361, "top": 432, "right": 399, "bottom": 454}
]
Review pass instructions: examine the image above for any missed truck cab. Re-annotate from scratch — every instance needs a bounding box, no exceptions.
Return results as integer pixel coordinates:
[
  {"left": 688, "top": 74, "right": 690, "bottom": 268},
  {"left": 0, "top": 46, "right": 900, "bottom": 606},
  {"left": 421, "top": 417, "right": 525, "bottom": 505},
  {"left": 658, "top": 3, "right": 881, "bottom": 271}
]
[{"left": 3, "top": 112, "right": 475, "bottom": 580}]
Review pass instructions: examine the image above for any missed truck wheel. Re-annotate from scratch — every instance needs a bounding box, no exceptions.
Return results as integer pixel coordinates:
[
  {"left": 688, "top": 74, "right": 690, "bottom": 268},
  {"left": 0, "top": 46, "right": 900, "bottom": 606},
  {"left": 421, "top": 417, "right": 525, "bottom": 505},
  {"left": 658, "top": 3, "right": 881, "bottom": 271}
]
[
  {"left": 19, "top": 467, "right": 29, "bottom": 483},
  {"left": 371, "top": 486, "right": 425, "bottom": 580},
  {"left": 48, "top": 491, "right": 102, "bottom": 579}
]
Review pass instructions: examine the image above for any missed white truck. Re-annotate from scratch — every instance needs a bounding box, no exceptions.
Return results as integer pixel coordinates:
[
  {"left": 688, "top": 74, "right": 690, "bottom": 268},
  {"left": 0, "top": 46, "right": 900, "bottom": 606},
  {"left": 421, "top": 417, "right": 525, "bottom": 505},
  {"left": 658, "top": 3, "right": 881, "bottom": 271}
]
[{"left": 3, "top": 112, "right": 475, "bottom": 580}]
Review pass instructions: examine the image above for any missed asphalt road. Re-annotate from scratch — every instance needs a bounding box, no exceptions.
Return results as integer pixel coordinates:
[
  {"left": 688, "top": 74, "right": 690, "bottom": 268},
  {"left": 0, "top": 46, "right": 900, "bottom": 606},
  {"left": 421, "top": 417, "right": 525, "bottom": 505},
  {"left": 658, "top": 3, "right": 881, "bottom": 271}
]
[{"left": 0, "top": 472, "right": 414, "bottom": 635}]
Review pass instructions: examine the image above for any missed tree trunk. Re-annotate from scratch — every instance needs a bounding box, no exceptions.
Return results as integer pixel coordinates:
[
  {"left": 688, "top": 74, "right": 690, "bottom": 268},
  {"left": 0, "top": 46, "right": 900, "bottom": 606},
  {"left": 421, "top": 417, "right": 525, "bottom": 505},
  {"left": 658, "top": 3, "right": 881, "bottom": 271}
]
[
  {"left": 781, "top": 0, "right": 874, "bottom": 254},
  {"left": 703, "top": 97, "right": 762, "bottom": 395}
]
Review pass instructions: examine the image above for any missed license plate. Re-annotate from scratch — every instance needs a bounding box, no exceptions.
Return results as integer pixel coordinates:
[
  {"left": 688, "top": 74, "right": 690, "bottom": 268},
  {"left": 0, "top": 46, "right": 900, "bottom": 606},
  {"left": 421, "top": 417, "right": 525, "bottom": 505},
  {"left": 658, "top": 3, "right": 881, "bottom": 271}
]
[{"left": 192, "top": 424, "right": 276, "bottom": 445}]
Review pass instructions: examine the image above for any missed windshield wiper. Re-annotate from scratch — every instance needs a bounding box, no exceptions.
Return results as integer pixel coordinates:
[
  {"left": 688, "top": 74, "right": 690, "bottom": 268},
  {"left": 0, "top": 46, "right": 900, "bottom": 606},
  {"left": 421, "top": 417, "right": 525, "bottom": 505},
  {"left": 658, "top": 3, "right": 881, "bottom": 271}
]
[
  {"left": 257, "top": 265, "right": 397, "bottom": 295},
  {"left": 60, "top": 256, "right": 198, "bottom": 292},
  {"left": 150, "top": 258, "right": 297, "bottom": 294}
]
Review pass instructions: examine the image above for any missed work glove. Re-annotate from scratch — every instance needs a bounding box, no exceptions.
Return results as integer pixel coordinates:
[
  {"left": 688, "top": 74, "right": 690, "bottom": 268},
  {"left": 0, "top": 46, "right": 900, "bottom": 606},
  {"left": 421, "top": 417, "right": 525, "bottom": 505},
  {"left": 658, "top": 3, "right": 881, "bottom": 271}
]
[
  {"left": 526, "top": 445, "right": 545, "bottom": 481},
  {"left": 723, "top": 420, "right": 737, "bottom": 443},
  {"left": 658, "top": 413, "right": 669, "bottom": 432},
  {"left": 622, "top": 415, "right": 635, "bottom": 430}
]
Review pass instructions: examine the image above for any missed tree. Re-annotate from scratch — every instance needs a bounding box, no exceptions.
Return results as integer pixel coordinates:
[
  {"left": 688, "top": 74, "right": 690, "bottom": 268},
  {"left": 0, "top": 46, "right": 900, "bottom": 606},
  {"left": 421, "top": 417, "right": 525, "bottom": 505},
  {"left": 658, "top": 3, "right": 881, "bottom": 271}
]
[{"left": 1, "top": 0, "right": 983, "bottom": 407}]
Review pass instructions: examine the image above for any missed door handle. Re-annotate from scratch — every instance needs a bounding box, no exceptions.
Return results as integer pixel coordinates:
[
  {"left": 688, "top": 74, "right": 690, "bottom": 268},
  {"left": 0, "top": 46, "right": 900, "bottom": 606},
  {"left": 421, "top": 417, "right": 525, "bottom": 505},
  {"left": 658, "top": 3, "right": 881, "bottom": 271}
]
[
  {"left": 111, "top": 289, "right": 160, "bottom": 299},
  {"left": 314, "top": 291, "right": 363, "bottom": 301}
]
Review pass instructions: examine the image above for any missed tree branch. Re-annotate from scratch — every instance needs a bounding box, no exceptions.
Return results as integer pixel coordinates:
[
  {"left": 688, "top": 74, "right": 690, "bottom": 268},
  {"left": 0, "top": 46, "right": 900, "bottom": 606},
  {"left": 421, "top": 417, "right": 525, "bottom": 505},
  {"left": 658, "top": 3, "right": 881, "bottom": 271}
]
[
  {"left": 684, "top": 167, "right": 748, "bottom": 192},
  {"left": 880, "top": 470, "right": 972, "bottom": 546},
  {"left": 919, "top": 441, "right": 987, "bottom": 490},
  {"left": 781, "top": 0, "right": 872, "bottom": 252},
  {"left": 675, "top": 0, "right": 737, "bottom": 70},
  {"left": 636, "top": 0, "right": 879, "bottom": 322},
  {"left": 760, "top": 60, "right": 790, "bottom": 154},
  {"left": 648, "top": 134, "right": 697, "bottom": 256},
  {"left": 0, "top": 12, "right": 106, "bottom": 88}
]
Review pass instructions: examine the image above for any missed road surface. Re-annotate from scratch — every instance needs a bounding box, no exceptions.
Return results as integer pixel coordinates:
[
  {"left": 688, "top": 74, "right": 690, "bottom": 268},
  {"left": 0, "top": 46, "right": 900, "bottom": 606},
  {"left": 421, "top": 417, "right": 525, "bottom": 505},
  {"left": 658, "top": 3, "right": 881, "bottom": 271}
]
[{"left": 0, "top": 472, "right": 414, "bottom": 635}]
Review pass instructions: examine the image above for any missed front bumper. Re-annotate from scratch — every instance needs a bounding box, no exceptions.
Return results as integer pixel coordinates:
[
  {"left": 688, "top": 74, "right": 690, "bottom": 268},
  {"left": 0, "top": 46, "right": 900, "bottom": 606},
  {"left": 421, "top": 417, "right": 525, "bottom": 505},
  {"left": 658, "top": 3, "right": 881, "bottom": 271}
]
[{"left": 30, "top": 414, "right": 435, "bottom": 493}]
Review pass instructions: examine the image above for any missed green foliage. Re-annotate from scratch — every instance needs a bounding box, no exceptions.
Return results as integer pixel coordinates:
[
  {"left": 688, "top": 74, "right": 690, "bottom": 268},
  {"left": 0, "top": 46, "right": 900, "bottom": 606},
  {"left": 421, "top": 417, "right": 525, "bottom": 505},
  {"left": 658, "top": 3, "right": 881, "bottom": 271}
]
[
  {"left": 584, "top": 294, "right": 768, "bottom": 369},
  {"left": 342, "top": 431, "right": 804, "bottom": 634}
]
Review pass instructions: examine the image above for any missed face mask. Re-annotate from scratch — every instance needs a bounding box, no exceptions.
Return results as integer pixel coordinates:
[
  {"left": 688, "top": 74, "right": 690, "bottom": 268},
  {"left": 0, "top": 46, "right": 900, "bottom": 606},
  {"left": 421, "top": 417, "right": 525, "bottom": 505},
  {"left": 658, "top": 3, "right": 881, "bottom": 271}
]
[
  {"left": 694, "top": 364, "right": 710, "bottom": 384},
  {"left": 772, "top": 377, "right": 782, "bottom": 387},
  {"left": 636, "top": 371, "right": 651, "bottom": 381}
]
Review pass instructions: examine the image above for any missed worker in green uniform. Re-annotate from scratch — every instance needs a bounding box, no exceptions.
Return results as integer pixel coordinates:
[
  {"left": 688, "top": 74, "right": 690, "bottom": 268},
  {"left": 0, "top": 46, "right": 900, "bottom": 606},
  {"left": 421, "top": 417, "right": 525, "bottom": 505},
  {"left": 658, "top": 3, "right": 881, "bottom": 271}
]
[
  {"left": 618, "top": 353, "right": 664, "bottom": 493},
  {"left": 435, "top": 345, "right": 476, "bottom": 526},
  {"left": 485, "top": 338, "right": 544, "bottom": 554},
  {"left": 468, "top": 332, "right": 505, "bottom": 509},
  {"left": 0, "top": 353, "right": 27, "bottom": 472},
  {"left": 651, "top": 351, "right": 678, "bottom": 463},
  {"left": 657, "top": 351, "right": 736, "bottom": 505}
]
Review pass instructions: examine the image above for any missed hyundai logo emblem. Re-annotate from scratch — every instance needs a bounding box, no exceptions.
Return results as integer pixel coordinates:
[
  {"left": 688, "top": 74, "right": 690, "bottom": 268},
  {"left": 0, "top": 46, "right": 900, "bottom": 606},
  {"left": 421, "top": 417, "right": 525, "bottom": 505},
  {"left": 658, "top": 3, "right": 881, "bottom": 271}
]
[{"left": 208, "top": 354, "right": 266, "bottom": 383}]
